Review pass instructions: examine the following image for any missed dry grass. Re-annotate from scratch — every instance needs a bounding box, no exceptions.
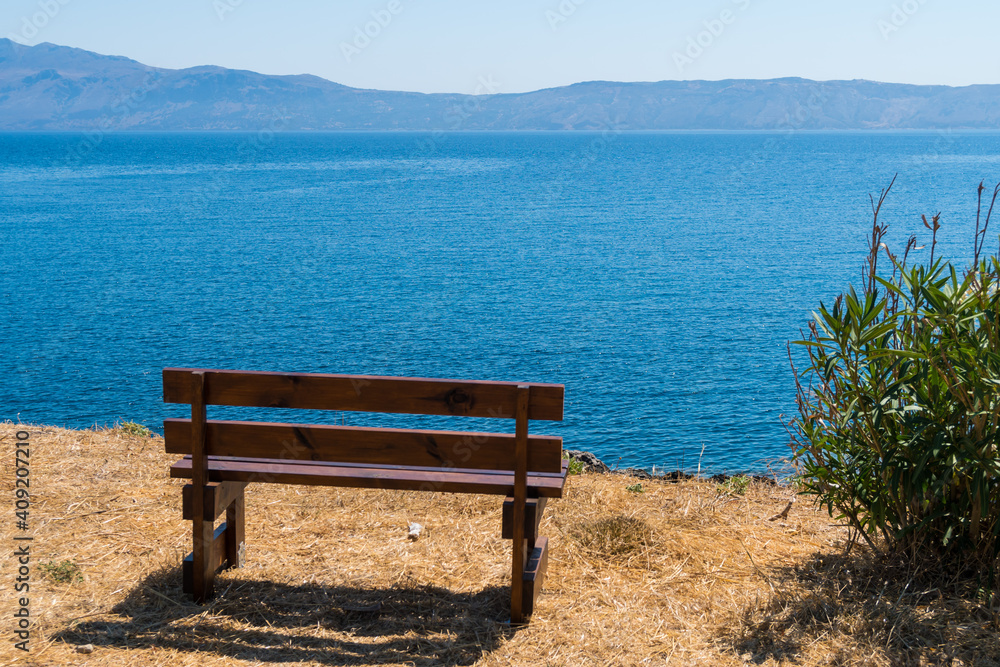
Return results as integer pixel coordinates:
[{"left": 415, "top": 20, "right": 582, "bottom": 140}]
[{"left": 1, "top": 422, "right": 997, "bottom": 666}]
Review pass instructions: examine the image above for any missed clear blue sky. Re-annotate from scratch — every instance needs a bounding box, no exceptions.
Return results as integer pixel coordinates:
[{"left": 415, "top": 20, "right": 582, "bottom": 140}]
[{"left": 4, "top": 0, "right": 997, "bottom": 94}]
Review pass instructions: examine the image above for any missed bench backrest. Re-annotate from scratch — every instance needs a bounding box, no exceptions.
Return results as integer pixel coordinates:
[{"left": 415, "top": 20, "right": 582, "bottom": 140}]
[{"left": 162, "top": 368, "right": 565, "bottom": 474}]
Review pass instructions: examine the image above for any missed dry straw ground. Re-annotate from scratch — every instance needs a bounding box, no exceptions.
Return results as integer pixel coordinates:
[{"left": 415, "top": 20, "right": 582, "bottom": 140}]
[{"left": 1, "top": 422, "right": 998, "bottom": 666}]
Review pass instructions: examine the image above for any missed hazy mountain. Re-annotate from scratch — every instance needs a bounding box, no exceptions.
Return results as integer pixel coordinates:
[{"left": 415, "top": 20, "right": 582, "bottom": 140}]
[{"left": 3, "top": 38, "right": 1000, "bottom": 131}]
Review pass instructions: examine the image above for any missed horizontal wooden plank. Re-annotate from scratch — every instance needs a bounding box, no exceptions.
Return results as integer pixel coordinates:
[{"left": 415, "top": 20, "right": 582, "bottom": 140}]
[
  {"left": 163, "top": 368, "right": 564, "bottom": 421},
  {"left": 178, "top": 453, "right": 569, "bottom": 477},
  {"left": 164, "top": 419, "right": 563, "bottom": 474},
  {"left": 170, "top": 456, "right": 569, "bottom": 498},
  {"left": 182, "top": 481, "right": 248, "bottom": 521}
]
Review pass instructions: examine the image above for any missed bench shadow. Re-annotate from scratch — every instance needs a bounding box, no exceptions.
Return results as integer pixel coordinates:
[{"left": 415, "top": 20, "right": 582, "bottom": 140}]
[
  {"left": 56, "top": 567, "right": 515, "bottom": 666},
  {"left": 722, "top": 551, "right": 998, "bottom": 666}
]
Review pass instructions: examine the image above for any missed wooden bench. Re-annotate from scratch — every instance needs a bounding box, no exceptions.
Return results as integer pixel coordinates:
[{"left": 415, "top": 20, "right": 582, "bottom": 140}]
[{"left": 162, "top": 367, "right": 566, "bottom": 623}]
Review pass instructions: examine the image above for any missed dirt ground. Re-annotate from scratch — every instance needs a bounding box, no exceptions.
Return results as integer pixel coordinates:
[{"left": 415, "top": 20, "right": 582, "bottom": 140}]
[{"left": 2, "top": 422, "right": 997, "bottom": 666}]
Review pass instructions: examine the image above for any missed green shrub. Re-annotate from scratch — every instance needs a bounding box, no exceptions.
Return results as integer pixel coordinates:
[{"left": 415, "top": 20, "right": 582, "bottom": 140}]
[
  {"left": 626, "top": 483, "right": 644, "bottom": 493},
  {"left": 114, "top": 420, "right": 151, "bottom": 438},
  {"left": 790, "top": 179, "right": 1000, "bottom": 568},
  {"left": 716, "top": 475, "right": 750, "bottom": 497},
  {"left": 564, "top": 455, "right": 585, "bottom": 476},
  {"left": 40, "top": 560, "right": 83, "bottom": 584}
]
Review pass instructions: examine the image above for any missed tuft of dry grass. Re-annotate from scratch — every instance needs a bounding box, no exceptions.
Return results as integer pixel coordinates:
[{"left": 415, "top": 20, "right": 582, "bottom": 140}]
[
  {"left": 1, "top": 422, "right": 997, "bottom": 666},
  {"left": 572, "top": 514, "right": 654, "bottom": 561}
]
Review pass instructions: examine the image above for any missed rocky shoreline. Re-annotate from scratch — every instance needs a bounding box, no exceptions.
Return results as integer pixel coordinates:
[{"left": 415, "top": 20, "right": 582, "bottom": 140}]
[{"left": 563, "top": 450, "right": 780, "bottom": 486}]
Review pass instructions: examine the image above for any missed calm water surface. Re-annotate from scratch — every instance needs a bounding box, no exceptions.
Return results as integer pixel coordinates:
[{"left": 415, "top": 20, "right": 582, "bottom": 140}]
[{"left": 3, "top": 131, "right": 999, "bottom": 471}]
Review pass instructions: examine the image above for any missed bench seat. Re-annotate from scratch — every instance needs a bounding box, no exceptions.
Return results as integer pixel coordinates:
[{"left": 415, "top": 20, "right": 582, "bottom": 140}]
[{"left": 170, "top": 456, "right": 569, "bottom": 497}]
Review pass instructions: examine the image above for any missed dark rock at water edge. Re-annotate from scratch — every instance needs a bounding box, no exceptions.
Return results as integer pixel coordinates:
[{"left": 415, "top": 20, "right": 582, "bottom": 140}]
[
  {"left": 564, "top": 450, "right": 778, "bottom": 485},
  {"left": 563, "top": 450, "right": 610, "bottom": 474}
]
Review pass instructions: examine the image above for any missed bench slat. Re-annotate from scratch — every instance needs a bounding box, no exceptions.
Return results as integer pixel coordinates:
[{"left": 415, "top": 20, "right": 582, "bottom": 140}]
[
  {"left": 164, "top": 419, "right": 563, "bottom": 474},
  {"left": 170, "top": 456, "right": 569, "bottom": 498},
  {"left": 171, "top": 454, "right": 569, "bottom": 477},
  {"left": 163, "top": 368, "right": 564, "bottom": 421}
]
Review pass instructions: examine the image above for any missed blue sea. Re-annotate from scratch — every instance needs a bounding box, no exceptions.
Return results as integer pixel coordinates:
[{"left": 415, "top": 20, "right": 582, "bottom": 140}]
[{"left": 3, "top": 131, "right": 999, "bottom": 472}]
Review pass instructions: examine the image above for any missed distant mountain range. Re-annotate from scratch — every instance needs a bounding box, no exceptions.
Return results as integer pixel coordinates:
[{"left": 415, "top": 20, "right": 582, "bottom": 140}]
[{"left": 3, "top": 38, "right": 1000, "bottom": 131}]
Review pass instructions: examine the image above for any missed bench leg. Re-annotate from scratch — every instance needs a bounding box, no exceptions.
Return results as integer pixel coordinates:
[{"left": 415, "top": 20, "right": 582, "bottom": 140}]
[
  {"left": 182, "top": 483, "right": 246, "bottom": 601},
  {"left": 522, "top": 537, "right": 549, "bottom": 618},
  {"left": 224, "top": 490, "right": 246, "bottom": 570},
  {"left": 191, "top": 513, "right": 215, "bottom": 603},
  {"left": 510, "top": 507, "right": 526, "bottom": 624},
  {"left": 503, "top": 495, "right": 549, "bottom": 622}
]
